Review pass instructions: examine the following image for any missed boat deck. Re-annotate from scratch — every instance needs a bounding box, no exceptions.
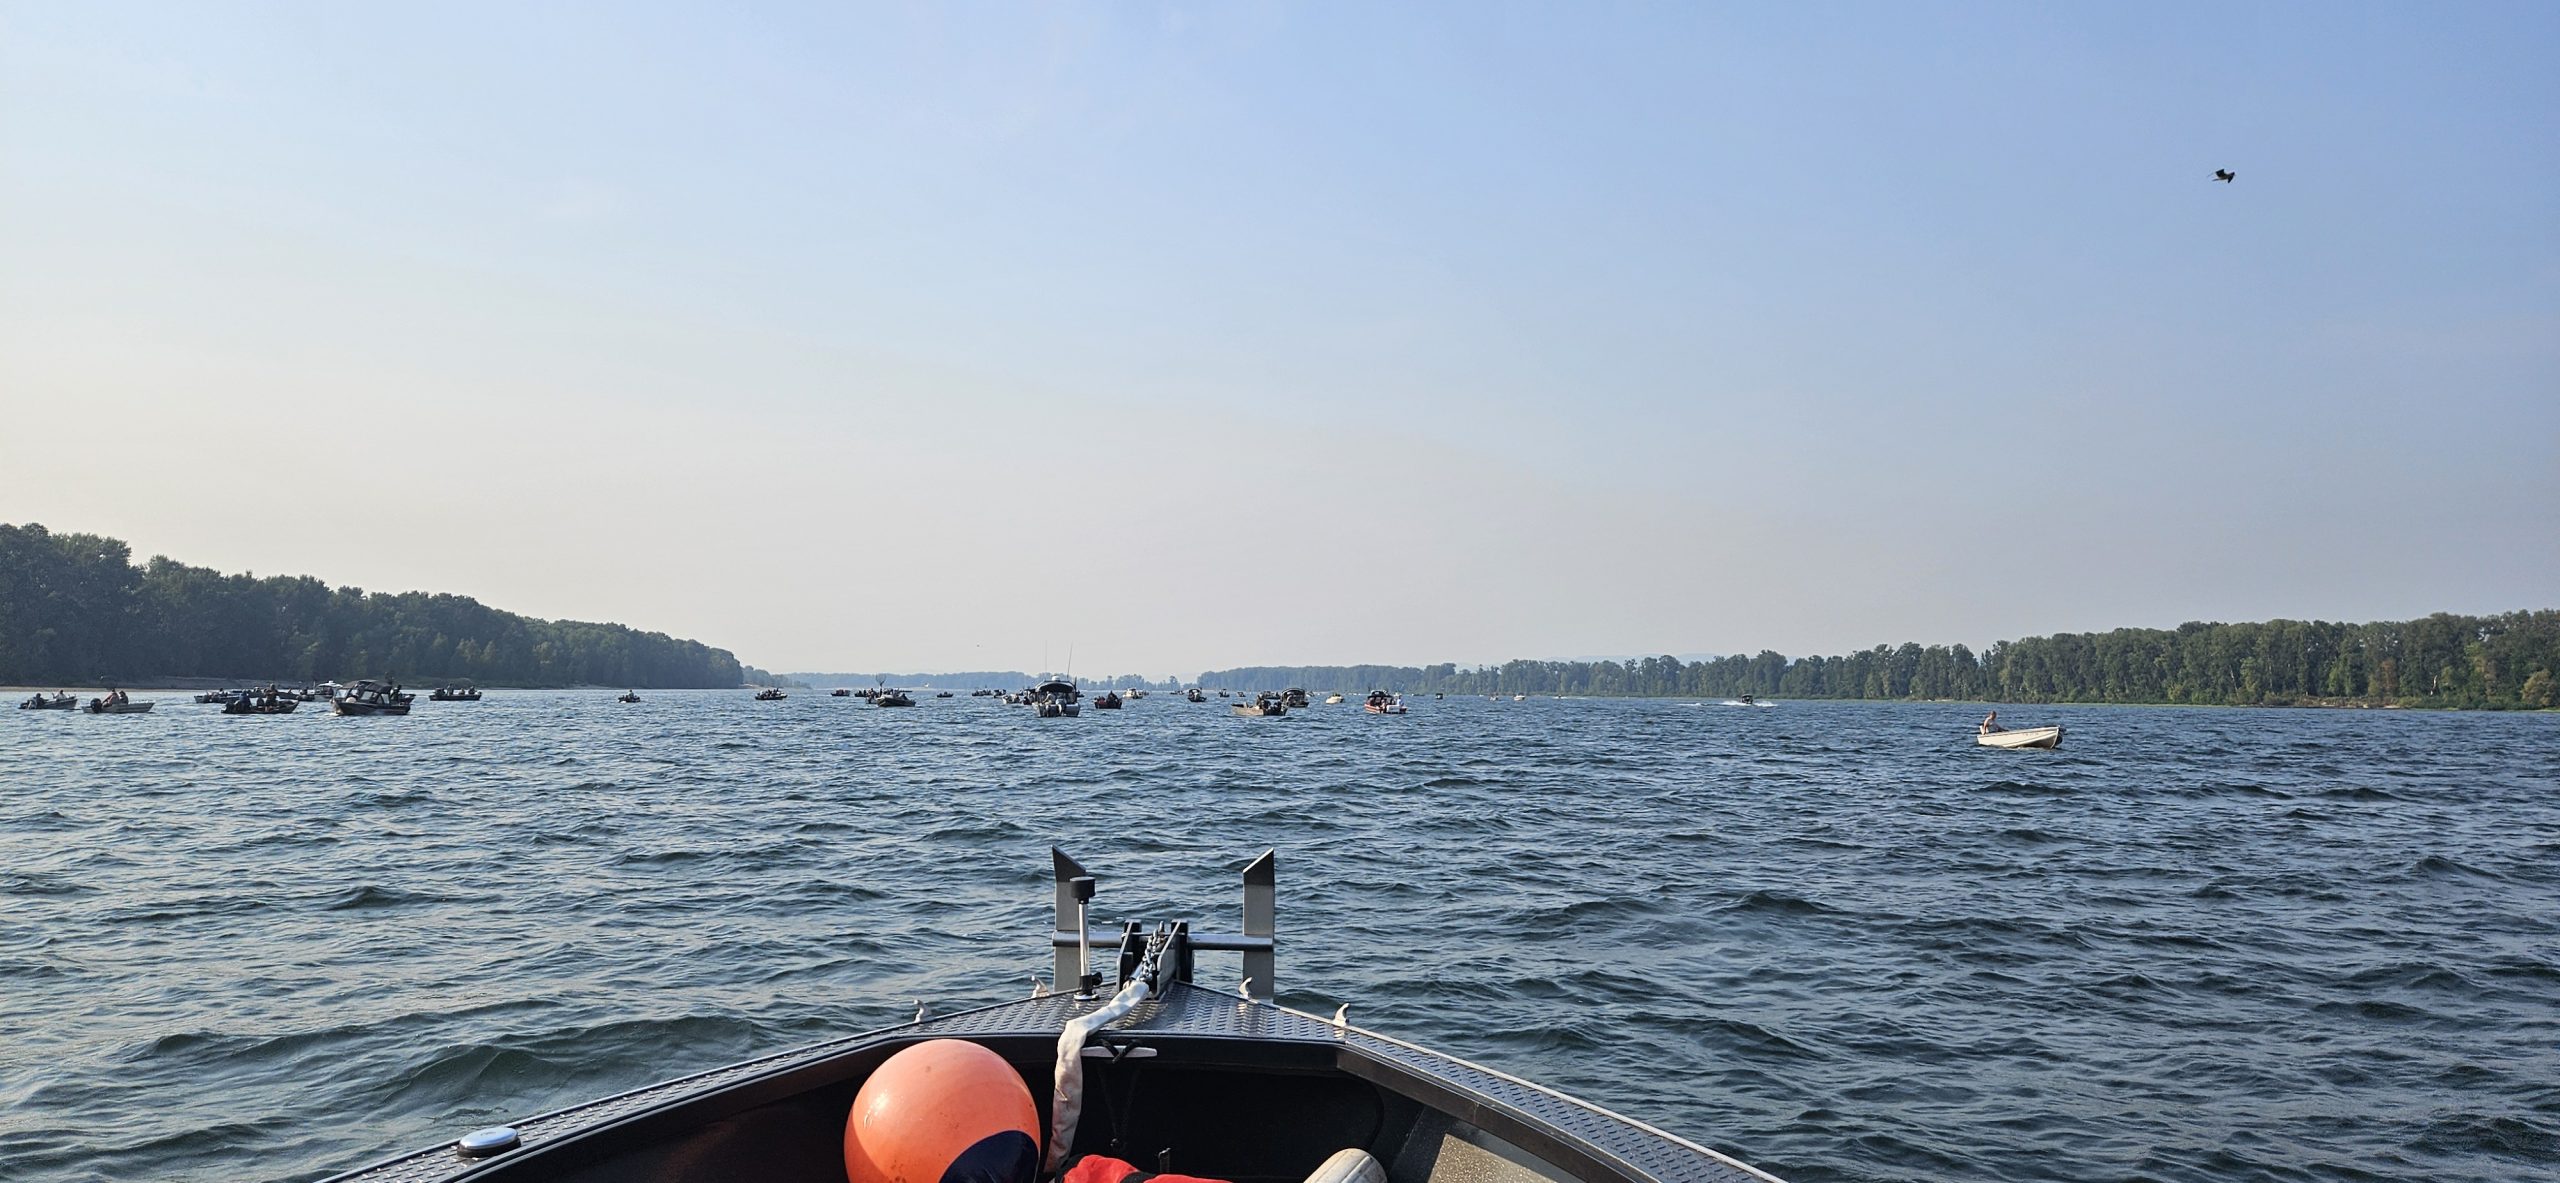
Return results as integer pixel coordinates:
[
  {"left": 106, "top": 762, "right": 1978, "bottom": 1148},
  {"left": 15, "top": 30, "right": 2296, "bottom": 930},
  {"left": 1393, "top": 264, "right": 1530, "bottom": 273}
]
[{"left": 326, "top": 982, "right": 1779, "bottom": 1183}]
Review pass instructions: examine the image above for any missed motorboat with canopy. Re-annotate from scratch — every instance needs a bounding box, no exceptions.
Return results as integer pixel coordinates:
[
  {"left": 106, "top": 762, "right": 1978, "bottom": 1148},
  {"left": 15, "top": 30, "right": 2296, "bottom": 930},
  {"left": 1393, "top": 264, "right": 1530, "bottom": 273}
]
[
  {"left": 1033, "top": 680, "right": 1082, "bottom": 718},
  {"left": 334, "top": 680, "right": 415, "bottom": 716}
]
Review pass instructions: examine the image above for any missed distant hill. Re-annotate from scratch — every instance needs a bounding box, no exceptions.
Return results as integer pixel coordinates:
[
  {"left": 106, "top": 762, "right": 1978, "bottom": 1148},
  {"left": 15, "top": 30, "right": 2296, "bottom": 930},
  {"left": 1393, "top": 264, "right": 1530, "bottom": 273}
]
[{"left": 0, "top": 522, "right": 746, "bottom": 688}]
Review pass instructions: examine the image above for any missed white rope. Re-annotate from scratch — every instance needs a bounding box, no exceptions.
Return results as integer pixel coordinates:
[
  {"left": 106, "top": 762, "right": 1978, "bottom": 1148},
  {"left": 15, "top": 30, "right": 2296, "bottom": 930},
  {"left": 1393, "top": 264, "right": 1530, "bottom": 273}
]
[{"left": 1044, "top": 975, "right": 1153, "bottom": 1174}]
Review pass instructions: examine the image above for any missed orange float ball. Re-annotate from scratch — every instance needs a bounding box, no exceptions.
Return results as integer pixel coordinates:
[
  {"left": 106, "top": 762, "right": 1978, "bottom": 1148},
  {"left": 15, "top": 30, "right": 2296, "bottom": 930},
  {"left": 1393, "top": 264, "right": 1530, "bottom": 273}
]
[{"left": 844, "top": 1039, "right": 1041, "bottom": 1183}]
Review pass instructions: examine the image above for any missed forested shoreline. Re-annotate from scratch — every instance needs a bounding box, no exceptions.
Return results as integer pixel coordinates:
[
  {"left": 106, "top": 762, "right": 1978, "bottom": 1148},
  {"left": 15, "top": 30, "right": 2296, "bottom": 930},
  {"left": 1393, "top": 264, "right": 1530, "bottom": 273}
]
[
  {"left": 0, "top": 523, "right": 744, "bottom": 688},
  {"left": 1201, "top": 611, "right": 2560, "bottom": 710}
]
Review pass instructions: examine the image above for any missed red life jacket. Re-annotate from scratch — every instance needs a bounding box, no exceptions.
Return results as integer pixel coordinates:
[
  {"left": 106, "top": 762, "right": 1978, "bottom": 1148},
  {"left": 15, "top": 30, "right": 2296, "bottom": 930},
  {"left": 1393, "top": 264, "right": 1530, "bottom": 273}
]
[{"left": 1062, "top": 1154, "right": 1230, "bottom": 1183}]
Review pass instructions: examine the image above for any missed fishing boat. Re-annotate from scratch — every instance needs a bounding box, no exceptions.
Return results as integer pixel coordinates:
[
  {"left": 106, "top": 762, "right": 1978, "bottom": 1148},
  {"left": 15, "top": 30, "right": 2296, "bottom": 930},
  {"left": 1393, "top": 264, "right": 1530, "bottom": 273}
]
[
  {"left": 1091, "top": 691, "right": 1123, "bottom": 710},
  {"left": 220, "top": 686, "right": 296, "bottom": 716},
  {"left": 875, "top": 689, "right": 916, "bottom": 707},
  {"left": 1186, "top": 688, "right": 1207, "bottom": 703},
  {"left": 1977, "top": 725, "right": 2064, "bottom": 750},
  {"left": 935, "top": 691, "right": 954, "bottom": 698},
  {"left": 1232, "top": 692, "right": 1288, "bottom": 717},
  {"left": 1323, "top": 694, "right": 1345, "bottom": 705},
  {"left": 332, "top": 680, "right": 413, "bottom": 716},
  {"left": 1282, "top": 688, "right": 1311, "bottom": 709},
  {"left": 315, "top": 850, "right": 1786, "bottom": 1183},
  {"left": 429, "top": 686, "right": 482, "bottom": 702},
  {"left": 833, "top": 689, "right": 854, "bottom": 697},
  {"left": 1032, "top": 679, "right": 1082, "bottom": 718},
  {"left": 617, "top": 691, "right": 642, "bottom": 703},
  {"left": 755, "top": 688, "right": 789, "bottom": 701},
  {"left": 83, "top": 690, "right": 154, "bottom": 714},
  {"left": 1363, "top": 691, "right": 1406, "bottom": 715},
  {"left": 17, "top": 692, "right": 78, "bottom": 710},
  {"left": 193, "top": 688, "right": 246, "bottom": 704}
]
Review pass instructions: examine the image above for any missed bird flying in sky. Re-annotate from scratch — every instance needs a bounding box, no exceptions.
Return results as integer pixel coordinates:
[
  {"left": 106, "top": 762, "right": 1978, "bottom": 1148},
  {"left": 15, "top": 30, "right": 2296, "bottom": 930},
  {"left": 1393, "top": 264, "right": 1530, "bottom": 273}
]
[{"left": 2213, "top": 169, "right": 2236, "bottom": 183}]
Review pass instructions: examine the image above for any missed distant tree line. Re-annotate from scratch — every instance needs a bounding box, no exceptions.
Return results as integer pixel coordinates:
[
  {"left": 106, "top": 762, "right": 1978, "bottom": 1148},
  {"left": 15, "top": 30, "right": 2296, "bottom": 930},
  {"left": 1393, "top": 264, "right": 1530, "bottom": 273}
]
[
  {"left": 1197, "top": 611, "right": 2560, "bottom": 709},
  {"left": 0, "top": 523, "right": 745, "bottom": 688},
  {"left": 786, "top": 671, "right": 1184, "bottom": 690}
]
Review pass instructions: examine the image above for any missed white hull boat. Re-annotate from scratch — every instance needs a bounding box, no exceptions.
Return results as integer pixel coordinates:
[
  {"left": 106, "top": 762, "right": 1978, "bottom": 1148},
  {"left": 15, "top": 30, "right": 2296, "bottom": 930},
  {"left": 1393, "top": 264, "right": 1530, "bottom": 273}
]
[{"left": 1977, "top": 725, "right": 2064, "bottom": 749}]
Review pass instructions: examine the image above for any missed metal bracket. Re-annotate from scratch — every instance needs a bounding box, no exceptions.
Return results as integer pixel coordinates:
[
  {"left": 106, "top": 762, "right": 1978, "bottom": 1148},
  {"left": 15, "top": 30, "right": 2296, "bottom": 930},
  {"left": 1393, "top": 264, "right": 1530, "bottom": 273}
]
[{"left": 1049, "top": 848, "right": 1277, "bottom": 1000}]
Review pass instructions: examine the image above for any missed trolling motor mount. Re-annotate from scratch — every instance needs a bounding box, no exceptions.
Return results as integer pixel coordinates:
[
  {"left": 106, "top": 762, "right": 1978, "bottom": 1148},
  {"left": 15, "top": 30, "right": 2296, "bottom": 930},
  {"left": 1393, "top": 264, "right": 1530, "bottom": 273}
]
[{"left": 1051, "top": 847, "right": 1277, "bottom": 1001}]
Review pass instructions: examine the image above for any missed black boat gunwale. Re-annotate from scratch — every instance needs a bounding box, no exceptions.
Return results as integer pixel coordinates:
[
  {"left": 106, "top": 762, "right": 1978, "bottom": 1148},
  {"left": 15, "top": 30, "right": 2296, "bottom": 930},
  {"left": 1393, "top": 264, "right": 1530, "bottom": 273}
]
[
  {"left": 320, "top": 986, "right": 1781, "bottom": 1183},
  {"left": 318, "top": 852, "right": 1785, "bottom": 1183}
]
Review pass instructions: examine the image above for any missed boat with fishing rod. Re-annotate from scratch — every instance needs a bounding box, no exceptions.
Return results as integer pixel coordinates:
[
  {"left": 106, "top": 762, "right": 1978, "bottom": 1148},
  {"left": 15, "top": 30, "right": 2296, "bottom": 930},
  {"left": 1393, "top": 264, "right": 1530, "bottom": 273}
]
[
  {"left": 1032, "top": 680, "right": 1082, "bottom": 718},
  {"left": 315, "top": 850, "right": 1785, "bottom": 1183},
  {"left": 429, "top": 685, "right": 483, "bottom": 702},
  {"left": 617, "top": 691, "right": 642, "bottom": 703},
  {"left": 1092, "top": 691, "right": 1123, "bottom": 710},
  {"left": 875, "top": 689, "right": 916, "bottom": 707},
  {"left": 756, "top": 688, "right": 790, "bottom": 701},
  {"left": 1363, "top": 691, "right": 1406, "bottom": 716},
  {"left": 18, "top": 691, "right": 79, "bottom": 710}
]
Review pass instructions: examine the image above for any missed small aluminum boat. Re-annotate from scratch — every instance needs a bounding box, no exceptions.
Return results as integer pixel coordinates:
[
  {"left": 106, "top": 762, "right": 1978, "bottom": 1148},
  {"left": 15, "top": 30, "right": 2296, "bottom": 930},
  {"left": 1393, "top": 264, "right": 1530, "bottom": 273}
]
[
  {"left": 223, "top": 695, "right": 300, "bottom": 714},
  {"left": 319, "top": 851, "right": 1785, "bottom": 1183},
  {"left": 1977, "top": 725, "right": 2064, "bottom": 749}
]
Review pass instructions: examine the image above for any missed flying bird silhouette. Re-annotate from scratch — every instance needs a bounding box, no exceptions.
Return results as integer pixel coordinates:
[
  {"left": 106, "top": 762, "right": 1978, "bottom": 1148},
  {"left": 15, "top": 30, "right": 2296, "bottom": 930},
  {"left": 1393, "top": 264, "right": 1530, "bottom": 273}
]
[{"left": 2213, "top": 169, "right": 2236, "bottom": 183}]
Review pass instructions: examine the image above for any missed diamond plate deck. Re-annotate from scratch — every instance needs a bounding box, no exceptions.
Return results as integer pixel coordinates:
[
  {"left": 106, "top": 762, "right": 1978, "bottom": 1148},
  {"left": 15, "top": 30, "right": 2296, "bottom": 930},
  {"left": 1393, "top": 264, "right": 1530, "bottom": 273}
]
[{"left": 324, "top": 983, "right": 1783, "bottom": 1183}]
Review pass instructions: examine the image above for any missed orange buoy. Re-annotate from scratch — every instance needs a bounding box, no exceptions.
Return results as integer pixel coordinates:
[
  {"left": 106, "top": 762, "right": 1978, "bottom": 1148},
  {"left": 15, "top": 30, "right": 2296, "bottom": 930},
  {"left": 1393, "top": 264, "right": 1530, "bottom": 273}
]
[{"left": 844, "top": 1039, "right": 1041, "bottom": 1183}]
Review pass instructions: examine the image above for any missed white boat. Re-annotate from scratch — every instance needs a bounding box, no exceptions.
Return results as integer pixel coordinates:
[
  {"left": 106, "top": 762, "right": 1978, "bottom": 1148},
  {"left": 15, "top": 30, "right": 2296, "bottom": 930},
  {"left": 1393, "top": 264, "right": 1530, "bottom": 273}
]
[
  {"left": 1031, "top": 679, "right": 1081, "bottom": 718},
  {"left": 1977, "top": 725, "right": 2064, "bottom": 749}
]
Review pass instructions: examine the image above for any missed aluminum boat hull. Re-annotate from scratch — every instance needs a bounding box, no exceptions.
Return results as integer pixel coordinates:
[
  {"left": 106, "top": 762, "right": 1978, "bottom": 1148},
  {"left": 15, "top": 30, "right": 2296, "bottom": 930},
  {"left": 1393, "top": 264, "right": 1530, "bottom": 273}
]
[{"left": 320, "top": 981, "right": 1782, "bottom": 1183}]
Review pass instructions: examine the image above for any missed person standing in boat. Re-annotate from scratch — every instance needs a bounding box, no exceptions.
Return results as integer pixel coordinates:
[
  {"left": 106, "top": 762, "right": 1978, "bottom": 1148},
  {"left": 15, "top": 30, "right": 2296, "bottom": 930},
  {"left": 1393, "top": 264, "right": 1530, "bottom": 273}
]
[{"left": 1980, "top": 710, "right": 2002, "bottom": 734}]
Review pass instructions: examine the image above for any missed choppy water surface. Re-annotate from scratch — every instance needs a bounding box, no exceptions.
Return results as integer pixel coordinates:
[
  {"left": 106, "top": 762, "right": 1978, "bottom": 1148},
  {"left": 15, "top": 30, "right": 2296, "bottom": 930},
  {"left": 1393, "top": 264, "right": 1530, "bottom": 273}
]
[{"left": 3, "top": 693, "right": 2555, "bottom": 1183}]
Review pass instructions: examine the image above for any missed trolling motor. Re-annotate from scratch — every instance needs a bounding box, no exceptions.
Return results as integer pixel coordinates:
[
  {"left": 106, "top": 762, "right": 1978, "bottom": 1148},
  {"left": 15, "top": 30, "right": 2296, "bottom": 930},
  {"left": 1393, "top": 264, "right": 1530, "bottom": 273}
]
[{"left": 1050, "top": 848, "right": 1277, "bottom": 1001}]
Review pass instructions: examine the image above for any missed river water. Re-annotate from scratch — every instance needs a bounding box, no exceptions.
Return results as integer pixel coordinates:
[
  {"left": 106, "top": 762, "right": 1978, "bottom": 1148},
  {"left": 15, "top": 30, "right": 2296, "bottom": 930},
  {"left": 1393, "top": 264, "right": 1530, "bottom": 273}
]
[{"left": 2, "top": 691, "right": 2553, "bottom": 1183}]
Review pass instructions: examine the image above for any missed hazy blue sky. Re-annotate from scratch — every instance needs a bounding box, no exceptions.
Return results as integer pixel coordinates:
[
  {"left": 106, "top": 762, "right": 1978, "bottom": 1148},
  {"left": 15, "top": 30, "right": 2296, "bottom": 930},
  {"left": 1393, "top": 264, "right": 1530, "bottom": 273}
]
[{"left": 4, "top": 3, "right": 2553, "bottom": 675}]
